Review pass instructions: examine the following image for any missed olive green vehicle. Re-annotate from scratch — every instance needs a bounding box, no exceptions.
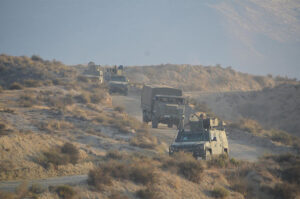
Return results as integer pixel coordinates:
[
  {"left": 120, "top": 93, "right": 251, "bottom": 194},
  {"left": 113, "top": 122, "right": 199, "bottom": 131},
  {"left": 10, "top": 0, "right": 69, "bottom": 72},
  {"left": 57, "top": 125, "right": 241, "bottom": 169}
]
[
  {"left": 141, "top": 85, "right": 185, "bottom": 129},
  {"left": 108, "top": 75, "right": 129, "bottom": 95},
  {"left": 169, "top": 113, "right": 228, "bottom": 159}
]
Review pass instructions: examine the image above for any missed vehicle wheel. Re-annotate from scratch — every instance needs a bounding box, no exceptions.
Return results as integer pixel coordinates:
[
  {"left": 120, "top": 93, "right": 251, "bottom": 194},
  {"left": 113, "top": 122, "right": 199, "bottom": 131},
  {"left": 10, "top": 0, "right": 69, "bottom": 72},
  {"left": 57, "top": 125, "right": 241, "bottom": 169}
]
[
  {"left": 152, "top": 119, "right": 158, "bottom": 128},
  {"left": 168, "top": 123, "right": 173, "bottom": 128},
  {"left": 143, "top": 112, "right": 148, "bottom": 124}
]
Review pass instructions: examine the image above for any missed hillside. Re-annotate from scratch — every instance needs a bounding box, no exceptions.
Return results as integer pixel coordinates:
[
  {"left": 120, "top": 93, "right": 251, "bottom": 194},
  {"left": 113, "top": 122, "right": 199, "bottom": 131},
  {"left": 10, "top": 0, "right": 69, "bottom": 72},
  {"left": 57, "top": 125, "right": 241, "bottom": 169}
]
[
  {"left": 124, "top": 64, "right": 289, "bottom": 91},
  {"left": 190, "top": 83, "right": 300, "bottom": 137},
  {"left": 0, "top": 54, "right": 76, "bottom": 88}
]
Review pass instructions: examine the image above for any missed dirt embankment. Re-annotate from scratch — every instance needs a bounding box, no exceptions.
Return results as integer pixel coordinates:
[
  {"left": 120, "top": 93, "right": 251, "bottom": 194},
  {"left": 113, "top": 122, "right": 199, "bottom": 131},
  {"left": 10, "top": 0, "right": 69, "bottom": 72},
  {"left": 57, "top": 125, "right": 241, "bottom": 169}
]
[
  {"left": 124, "top": 64, "right": 295, "bottom": 92},
  {"left": 188, "top": 83, "right": 300, "bottom": 137}
]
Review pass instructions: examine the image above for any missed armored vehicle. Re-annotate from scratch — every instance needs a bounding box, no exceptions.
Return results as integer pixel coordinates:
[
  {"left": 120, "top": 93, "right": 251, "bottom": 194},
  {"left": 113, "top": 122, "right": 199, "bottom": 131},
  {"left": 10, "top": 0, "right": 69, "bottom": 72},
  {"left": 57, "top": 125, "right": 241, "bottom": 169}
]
[
  {"left": 108, "top": 75, "right": 129, "bottom": 95},
  {"left": 169, "top": 113, "right": 228, "bottom": 159},
  {"left": 141, "top": 85, "right": 185, "bottom": 129}
]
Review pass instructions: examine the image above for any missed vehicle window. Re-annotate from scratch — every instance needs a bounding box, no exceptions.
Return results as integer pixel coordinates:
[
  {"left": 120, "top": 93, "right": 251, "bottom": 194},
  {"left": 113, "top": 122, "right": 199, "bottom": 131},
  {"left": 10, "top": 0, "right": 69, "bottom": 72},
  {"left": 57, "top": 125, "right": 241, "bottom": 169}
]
[{"left": 176, "top": 132, "right": 209, "bottom": 142}]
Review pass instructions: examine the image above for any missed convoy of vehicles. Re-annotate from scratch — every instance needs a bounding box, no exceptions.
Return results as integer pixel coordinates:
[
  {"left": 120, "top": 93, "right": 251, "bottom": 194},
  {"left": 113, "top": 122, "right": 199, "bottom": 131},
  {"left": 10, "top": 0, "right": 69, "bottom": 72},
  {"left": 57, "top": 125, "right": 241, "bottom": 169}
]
[
  {"left": 141, "top": 85, "right": 185, "bottom": 129},
  {"left": 82, "top": 63, "right": 229, "bottom": 160}
]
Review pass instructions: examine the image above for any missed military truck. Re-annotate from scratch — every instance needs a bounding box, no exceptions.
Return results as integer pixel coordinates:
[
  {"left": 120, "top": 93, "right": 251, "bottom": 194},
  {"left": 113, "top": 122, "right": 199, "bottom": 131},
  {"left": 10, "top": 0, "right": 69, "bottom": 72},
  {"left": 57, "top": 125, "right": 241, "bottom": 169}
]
[
  {"left": 141, "top": 85, "right": 185, "bottom": 129},
  {"left": 169, "top": 113, "right": 228, "bottom": 159}
]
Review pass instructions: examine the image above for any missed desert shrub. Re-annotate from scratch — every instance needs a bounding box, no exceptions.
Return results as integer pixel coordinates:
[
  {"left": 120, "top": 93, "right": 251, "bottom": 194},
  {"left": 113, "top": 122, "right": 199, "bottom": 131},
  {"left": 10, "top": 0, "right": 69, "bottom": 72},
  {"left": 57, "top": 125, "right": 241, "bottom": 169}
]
[
  {"left": 0, "top": 191, "right": 16, "bottom": 199},
  {"left": 114, "top": 106, "right": 125, "bottom": 113},
  {"left": 230, "top": 178, "right": 250, "bottom": 197},
  {"left": 211, "top": 187, "right": 229, "bottom": 198},
  {"left": 282, "top": 165, "right": 300, "bottom": 184},
  {"left": 0, "top": 108, "right": 15, "bottom": 113},
  {"left": 61, "top": 143, "right": 79, "bottom": 164},
  {"left": 19, "top": 93, "right": 36, "bottom": 107},
  {"left": 16, "top": 181, "right": 29, "bottom": 199},
  {"left": 105, "top": 150, "right": 125, "bottom": 160},
  {"left": 129, "top": 163, "right": 157, "bottom": 185},
  {"left": 272, "top": 183, "right": 299, "bottom": 199},
  {"left": 9, "top": 82, "right": 23, "bottom": 90},
  {"left": 53, "top": 185, "right": 75, "bottom": 199},
  {"left": 90, "top": 93, "right": 104, "bottom": 104},
  {"left": 42, "top": 151, "right": 69, "bottom": 169},
  {"left": 269, "top": 130, "right": 293, "bottom": 145},
  {"left": 229, "top": 118, "right": 262, "bottom": 135},
  {"left": 208, "top": 154, "right": 230, "bottom": 168},
  {"left": 0, "top": 160, "right": 15, "bottom": 172},
  {"left": 178, "top": 160, "right": 204, "bottom": 183},
  {"left": 30, "top": 183, "right": 45, "bottom": 194},
  {"left": 109, "top": 191, "right": 130, "bottom": 199},
  {"left": 88, "top": 160, "right": 157, "bottom": 191},
  {"left": 0, "top": 122, "right": 7, "bottom": 135},
  {"left": 88, "top": 167, "right": 113, "bottom": 190},
  {"left": 136, "top": 186, "right": 160, "bottom": 199},
  {"left": 162, "top": 153, "right": 204, "bottom": 183},
  {"left": 74, "top": 93, "right": 90, "bottom": 104},
  {"left": 23, "top": 79, "right": 43, "bottom": 87},
  {"left": 130, "top": 133, "right": 158, "bottom": 149},
  {"left": 63, "top": 94, "right": 74, "bottom": 105}
]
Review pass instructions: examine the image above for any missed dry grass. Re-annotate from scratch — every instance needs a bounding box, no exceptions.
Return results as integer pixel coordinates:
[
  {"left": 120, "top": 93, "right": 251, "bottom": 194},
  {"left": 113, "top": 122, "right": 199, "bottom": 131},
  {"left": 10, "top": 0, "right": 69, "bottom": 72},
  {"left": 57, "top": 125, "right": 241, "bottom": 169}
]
[
  {"left": 130, "top": 133, "right": 158, "bottom": 149},
  {"left": 88, "top": 158, "right": 158, "bottom": 191},
  {"left": 37, "top": 143, "right": 79, "bottom": 169},
  {"left": 211, "top": 187, "right": 229, "bottom": 199},
  {"left": 50, "top": 185, "right": 76, "bottom": 199},
  {"left": 9, "top": 82, "right": 23, "bottom": 90},
  {"left": 136, "top": 186, "right": 161, "bottom": 199},
  {"left": 230, "top": 118, "right": 300, "bottom": 147},
  {"left": 161, "top": 152, "right": 204, "bottom": 183}
]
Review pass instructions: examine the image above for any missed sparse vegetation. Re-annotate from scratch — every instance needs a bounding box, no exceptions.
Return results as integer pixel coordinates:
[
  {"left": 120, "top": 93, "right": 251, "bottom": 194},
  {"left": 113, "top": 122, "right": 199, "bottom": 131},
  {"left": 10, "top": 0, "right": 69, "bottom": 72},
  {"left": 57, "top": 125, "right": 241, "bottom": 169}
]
[
  {"left": 162, "top": 153, "right": 204, "bottom": 183},
  {"left": 51, "top": 185, "right": 76, "bottom": 199},
  {"left": 9, "top": 82, "right": 23, "bottom": 90},
  {"left": 211, "top": 187, "right": 229, "bottom": 198},
  {"left": 136, "top": 186, "right": 160, "bottom": 199},
  {"left": 230, "top": 118, "right": 300, "bottom": 147},
  {"left": 88, "top": 158, "right": 158, "bottom": 191},
  {"left": 130, "top": 133, "right": 158, "bottom": 149},
  {"left": 37, "top": 143, "right": 79, "bottom": 169}
]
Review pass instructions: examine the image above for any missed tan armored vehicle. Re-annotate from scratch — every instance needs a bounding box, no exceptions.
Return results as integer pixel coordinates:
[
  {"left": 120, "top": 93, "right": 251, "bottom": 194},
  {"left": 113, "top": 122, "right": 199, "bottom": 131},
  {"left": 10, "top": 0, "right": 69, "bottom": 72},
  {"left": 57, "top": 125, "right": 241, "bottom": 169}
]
[
  {"left": 106, "top": 65, "right": 129, "bottom": 95},
  {"left": 169, "top": 112, "right": 228, "bottom": 159},
  {"left": 141, "top": 85, "right": 185, "bottom": 129}
]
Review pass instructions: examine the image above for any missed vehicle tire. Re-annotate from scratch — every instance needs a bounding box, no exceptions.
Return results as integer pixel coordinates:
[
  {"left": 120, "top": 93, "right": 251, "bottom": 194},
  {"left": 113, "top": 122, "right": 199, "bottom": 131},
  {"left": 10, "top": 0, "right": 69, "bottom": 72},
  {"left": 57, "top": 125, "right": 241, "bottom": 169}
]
[
  {"left": 168, "top": 123, "right": 173, "bottom": 128},
  {"left": 152, "top": 119, "right": 158, "bottom": 128},
  {"left": 143, "top": 112, "right": 148, "bottom": 124}
]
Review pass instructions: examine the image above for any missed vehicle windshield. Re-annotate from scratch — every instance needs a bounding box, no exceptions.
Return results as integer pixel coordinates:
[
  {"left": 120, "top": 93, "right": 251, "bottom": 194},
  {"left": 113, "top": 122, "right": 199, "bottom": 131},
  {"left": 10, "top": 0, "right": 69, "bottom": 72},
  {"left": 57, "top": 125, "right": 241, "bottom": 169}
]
[
  {"left": 156, "top": 96, "right": 184, "bottom": 105},
  {"left": 110, "top": 76, "right": 127, "bottom": 82},
  {"left": 175, "top": 132, "right": 209, "bottom": 142}
]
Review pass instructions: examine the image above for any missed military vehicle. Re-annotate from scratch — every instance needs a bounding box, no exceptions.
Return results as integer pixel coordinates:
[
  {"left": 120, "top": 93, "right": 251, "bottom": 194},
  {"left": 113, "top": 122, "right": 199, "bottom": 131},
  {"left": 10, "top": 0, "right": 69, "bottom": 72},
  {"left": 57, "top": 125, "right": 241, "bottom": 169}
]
[
  {"left": 169, "top": 112, "right": 228, "bottom": 159},
  {"left": 141, "top": 85, "right": 185, "bottom": 129},
  {"left": 107, "top": 65, "right": 129, "bottom": 95},
  {"left": 108, "top": 75, "right": 129, "bottom": 95}
]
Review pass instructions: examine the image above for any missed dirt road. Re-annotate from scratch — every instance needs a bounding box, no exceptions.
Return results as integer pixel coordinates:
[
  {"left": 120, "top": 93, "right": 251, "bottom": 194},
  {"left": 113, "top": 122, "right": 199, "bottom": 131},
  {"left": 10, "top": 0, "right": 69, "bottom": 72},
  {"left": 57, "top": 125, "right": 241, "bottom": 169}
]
[
  {"left": 0, "top": 175, "right": 88, "bottom": 192},
  {"left": 112, "top": 92, "right": 291, "bottom": 162}
]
